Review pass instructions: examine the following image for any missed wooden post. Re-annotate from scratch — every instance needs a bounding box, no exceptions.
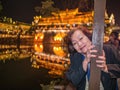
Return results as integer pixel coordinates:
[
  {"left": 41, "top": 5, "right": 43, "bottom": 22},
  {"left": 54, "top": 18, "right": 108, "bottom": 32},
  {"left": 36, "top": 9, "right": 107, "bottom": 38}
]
[{"left": 89, "top": 0, "right": 106, "bottom": 90}]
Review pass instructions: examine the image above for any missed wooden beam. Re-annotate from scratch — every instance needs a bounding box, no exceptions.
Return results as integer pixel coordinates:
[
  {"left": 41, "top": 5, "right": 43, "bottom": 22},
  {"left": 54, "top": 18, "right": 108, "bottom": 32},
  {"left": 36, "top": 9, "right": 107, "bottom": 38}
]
[{"left": 89, "top": 0, "right": 106, "bottom": 90}]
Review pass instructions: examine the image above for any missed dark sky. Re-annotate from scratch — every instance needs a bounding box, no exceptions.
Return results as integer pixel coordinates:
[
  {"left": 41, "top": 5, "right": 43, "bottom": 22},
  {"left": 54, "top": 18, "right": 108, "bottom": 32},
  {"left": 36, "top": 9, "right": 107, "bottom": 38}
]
[{"left": 1, "top": 0, "right": 120, "bottom": 25}]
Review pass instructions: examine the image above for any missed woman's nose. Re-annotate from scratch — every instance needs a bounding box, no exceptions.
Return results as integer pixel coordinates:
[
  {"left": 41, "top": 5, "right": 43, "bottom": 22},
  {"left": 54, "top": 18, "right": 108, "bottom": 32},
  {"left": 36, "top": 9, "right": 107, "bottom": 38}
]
[{"left": 77, "top": 41, "right": 82, "bottom": 46}]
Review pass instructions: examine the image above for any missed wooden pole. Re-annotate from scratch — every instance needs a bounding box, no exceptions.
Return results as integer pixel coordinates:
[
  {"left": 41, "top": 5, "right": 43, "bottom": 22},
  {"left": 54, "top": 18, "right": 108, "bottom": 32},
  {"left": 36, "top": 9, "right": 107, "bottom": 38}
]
[{"left": 89, "top": 0, "right": 106, "bottom": 90}]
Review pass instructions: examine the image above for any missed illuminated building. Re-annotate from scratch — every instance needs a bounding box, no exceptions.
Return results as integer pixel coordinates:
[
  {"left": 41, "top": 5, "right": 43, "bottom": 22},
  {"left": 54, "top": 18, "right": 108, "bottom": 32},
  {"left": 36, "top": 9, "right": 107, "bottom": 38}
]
[{"left": 33, "top": 8, "right": 115, "bottom": 43}]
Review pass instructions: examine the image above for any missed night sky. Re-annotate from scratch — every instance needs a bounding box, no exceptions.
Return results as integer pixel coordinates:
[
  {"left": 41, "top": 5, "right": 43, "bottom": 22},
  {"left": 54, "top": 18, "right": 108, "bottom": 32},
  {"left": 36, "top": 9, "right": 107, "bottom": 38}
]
[{"left": 1, "top": 0, "right": 120, "bottom": 25}]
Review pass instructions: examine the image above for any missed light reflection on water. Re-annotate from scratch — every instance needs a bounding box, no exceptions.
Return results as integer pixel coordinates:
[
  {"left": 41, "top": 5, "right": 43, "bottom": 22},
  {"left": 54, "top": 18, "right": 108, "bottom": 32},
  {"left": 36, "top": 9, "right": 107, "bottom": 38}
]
[
  {"left": 0, "top": 43, "right": 69, "bottom": 89},
  {"left": 32, "top": 43, "right": 70, "bottom": 77}
]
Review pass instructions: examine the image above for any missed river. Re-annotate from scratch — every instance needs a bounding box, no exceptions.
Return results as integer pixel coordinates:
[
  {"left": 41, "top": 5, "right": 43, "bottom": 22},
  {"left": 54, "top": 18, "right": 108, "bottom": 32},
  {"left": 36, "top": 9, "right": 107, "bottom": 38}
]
[{"left": 0, "top": 42, "right": 69, "bottom": 90}]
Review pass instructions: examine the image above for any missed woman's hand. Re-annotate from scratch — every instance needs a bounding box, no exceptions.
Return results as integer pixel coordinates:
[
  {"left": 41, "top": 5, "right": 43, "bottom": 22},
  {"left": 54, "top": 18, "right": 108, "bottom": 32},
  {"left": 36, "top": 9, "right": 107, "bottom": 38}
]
[
  {"left": 96, "top": 50, "right": 108, "bottom": 73},
  {"left": 85, "top": 45, "right": 108, "bottom": 73},
  {"left": 85, "top": 45, "right": 97, "bottom": 63},
  {"left": 83, "top": 45, "right": 108, "bottom": 73},
  {"left": 83, "top": 45, "right": 97, "bottom": 71}
]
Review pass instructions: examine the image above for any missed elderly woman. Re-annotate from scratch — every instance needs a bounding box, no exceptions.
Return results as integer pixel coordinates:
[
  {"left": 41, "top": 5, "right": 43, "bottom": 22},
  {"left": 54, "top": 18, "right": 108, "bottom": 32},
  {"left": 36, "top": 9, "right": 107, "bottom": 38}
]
[{"left": 65, "top": 27, "right": 120, "bottom": 90}]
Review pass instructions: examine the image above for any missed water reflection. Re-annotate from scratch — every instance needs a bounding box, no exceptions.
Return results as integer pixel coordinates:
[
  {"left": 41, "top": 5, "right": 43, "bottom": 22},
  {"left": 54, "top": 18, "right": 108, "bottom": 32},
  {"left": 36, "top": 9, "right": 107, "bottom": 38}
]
[
  {"left": 34, "top": 43, "right": 68, "bottom": 57},
  {"left": 0, "top": 44, "right": 34, "bottom": 62},
  {"left": 31, "top": 43, "right": 70, "bottom": 76},
  {"left": 0, "top": 42, "right": 70, "bottom": 89}
]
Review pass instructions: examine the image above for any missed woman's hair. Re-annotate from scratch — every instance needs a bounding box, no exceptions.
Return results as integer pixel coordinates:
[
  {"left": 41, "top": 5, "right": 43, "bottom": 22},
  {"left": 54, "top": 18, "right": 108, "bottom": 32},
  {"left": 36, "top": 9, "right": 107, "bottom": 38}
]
[{"left": 65, "top": 26, "right": 92, "bottom": 54}]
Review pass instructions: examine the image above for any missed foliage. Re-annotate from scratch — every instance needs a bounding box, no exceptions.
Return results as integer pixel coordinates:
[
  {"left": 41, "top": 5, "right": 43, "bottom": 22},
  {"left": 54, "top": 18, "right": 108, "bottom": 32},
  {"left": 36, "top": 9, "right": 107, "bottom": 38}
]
[
  {"left": 34, "top": 0, "right": 59, "bottom": 17},
  {"left": 0, "top": 1, "right": 3, "bottom": 14},
  {"left": 78, "top": 0, "right": 94, "bottom": 11},
  {"left": 79, "top": 0, "right": 92, "bottom": 12},
  {"left": 40, "top": 81, "right": 55, "bottom": 90},
  {"left": 1, "top": 17, "right": 13, "bottom": 24},
  {"left": 40, "top": 78, "right": 68, "bottom": 90}
]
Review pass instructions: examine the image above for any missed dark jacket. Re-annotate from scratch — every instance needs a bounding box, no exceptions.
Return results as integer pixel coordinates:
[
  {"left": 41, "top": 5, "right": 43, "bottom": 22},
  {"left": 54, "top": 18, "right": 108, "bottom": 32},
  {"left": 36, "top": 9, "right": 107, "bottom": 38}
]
[{"left": 66, "top": 44, "right": 120, "bottom": 90}]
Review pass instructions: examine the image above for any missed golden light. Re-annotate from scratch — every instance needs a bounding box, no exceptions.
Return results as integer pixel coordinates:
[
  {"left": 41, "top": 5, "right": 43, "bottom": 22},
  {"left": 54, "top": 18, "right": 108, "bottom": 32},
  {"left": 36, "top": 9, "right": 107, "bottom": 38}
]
[
  {"left": 54, "top": 33, "right": 66, "bottom": 43},
  {"left": 34, "top": 43, "right": 43, "bottom": 53},
  {"left": 104, "top": 35, "right": 109, "bottom": 42},
  {"left": 53, "top": 46, "right": 66, "bottom": 57},
  {"left": 119, "top": 33, "right": 120, "bottom": 40},
  {"left": 34, "top": 33, "right": 44, "bottom": 42}
]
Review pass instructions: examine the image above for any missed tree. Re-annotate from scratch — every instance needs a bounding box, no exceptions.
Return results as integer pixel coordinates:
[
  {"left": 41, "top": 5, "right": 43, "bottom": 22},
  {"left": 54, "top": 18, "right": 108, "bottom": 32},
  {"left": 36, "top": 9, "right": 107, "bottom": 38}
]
[
  {"left": 78, "top": 0, "right": 94, "bottom": 11},
  {"left": 0, "top": 1, "right": 3, "bottom": 15},
  {"left": 34, "top": 0, "right": 59, "bottom": 17}
]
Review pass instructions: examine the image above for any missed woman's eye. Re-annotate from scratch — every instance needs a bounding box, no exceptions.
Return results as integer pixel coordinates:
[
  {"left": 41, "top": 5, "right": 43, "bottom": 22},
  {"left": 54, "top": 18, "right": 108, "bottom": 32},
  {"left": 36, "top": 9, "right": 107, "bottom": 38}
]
[
  {"left": 79, "top": 37, "right": 83, "bottom": 41},
  {"left": 73, "top": 42, "right": 77, "bottom": 46}
]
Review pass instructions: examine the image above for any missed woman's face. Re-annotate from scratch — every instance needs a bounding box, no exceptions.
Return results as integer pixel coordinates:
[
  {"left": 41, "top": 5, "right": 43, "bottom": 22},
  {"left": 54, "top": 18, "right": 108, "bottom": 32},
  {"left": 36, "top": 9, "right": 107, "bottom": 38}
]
[{"left": 71, "top": 30, "right": 92, "bottom": 54}]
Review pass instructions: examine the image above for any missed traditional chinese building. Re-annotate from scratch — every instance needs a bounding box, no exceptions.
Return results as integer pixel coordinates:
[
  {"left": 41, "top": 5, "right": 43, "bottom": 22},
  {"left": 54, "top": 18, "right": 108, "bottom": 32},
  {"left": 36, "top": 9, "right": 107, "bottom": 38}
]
[
  {"left": 33, "top": 8, "right": 110, "bottom": 26},
  {"left": 33, "top": 8, "right": 115, "bottom": 43}
]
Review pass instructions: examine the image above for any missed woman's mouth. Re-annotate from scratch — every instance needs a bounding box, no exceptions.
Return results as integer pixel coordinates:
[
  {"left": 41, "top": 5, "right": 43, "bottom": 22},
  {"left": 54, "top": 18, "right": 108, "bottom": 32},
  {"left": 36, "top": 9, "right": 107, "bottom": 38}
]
[{"left": 80, "top": 45, "right": 86, "bottom": 51}]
